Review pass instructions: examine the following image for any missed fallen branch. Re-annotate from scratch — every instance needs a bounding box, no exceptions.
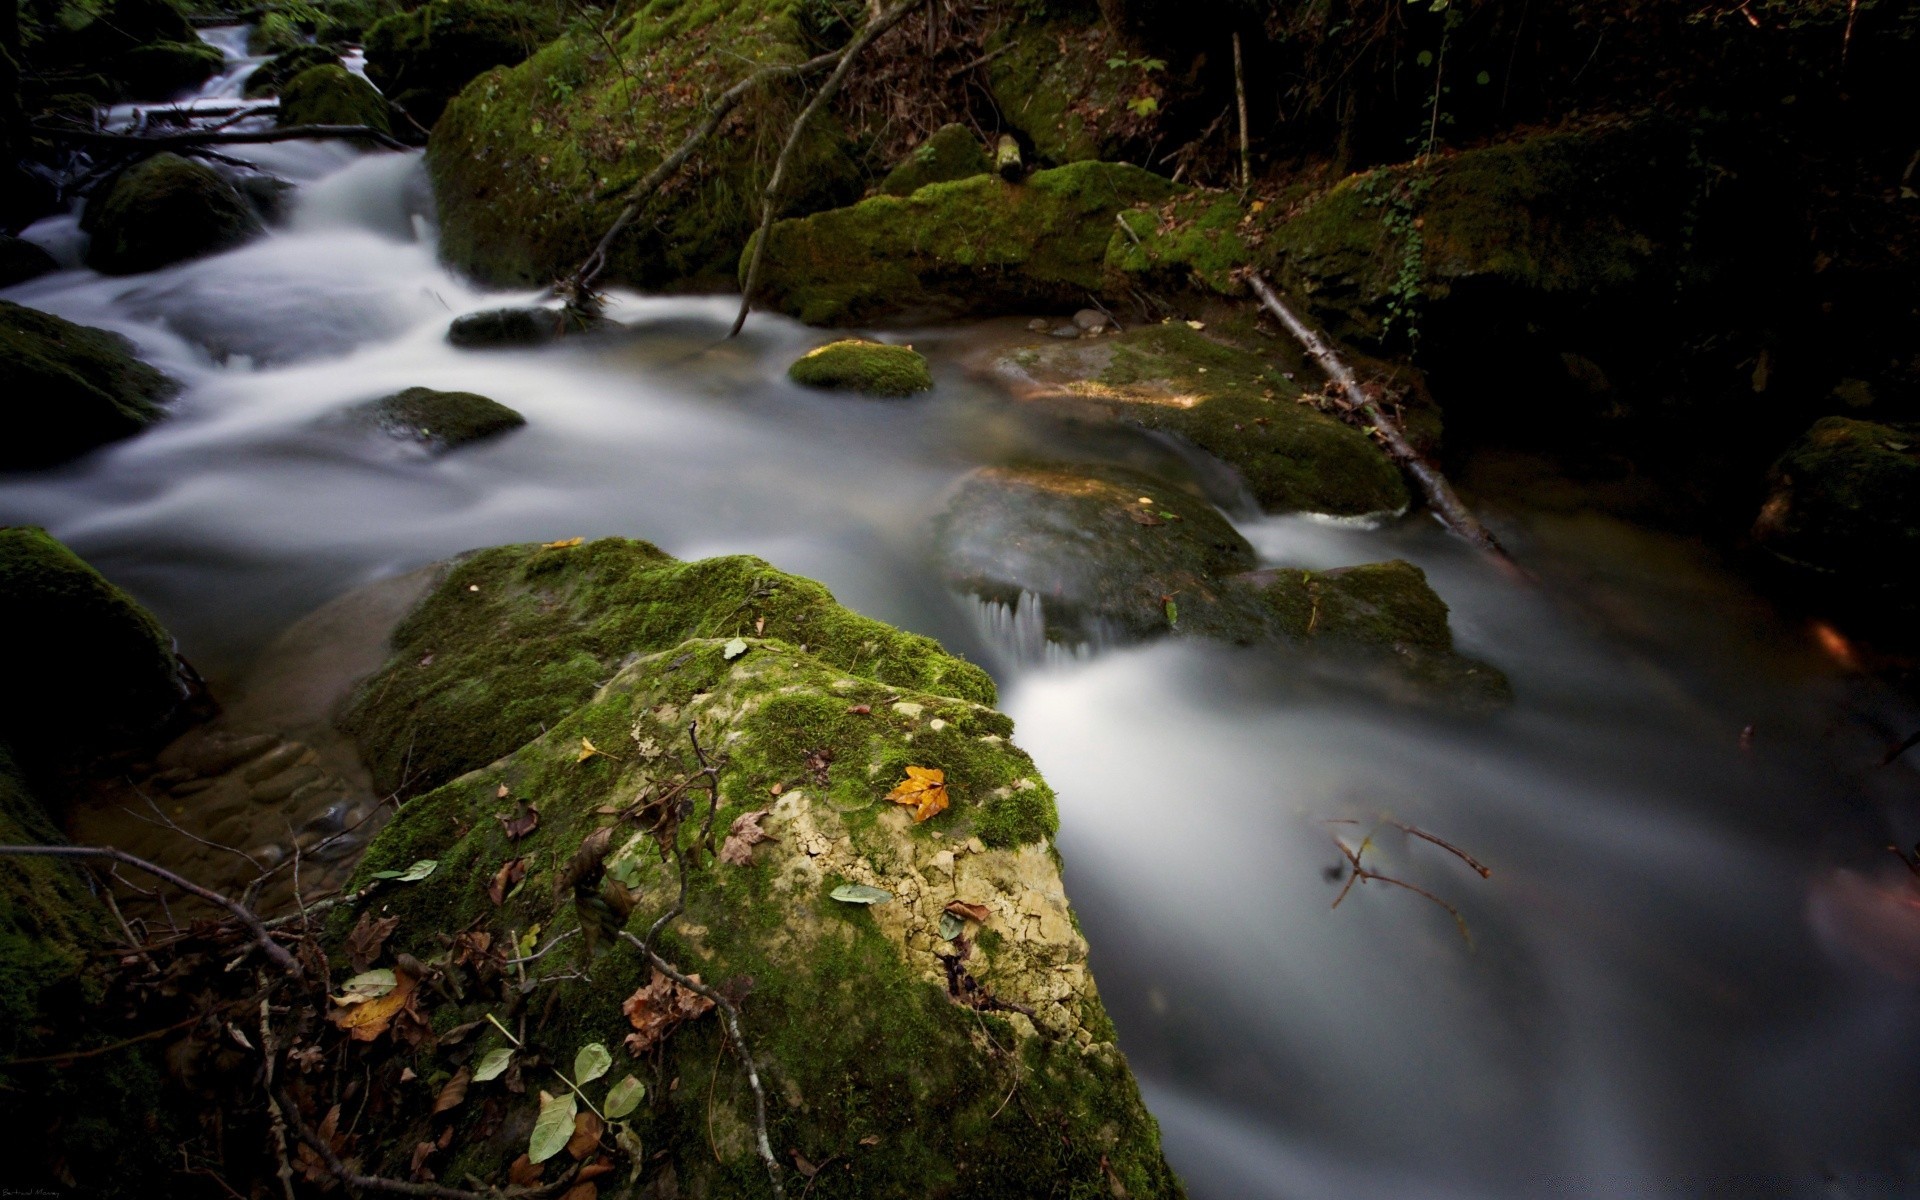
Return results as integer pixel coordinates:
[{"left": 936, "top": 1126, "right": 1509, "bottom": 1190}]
[
  {"left": 729, "top": 0, "right": 923, "bottom": 337},
  {"left": 0, "top": 844, "right": 303, "bottom": 977},
  {"left": 1246, "top": 271, "right": 1511, "bottom": 561},
  {"left": 31, "top": 121, "right": 411, "bottom": 153}
]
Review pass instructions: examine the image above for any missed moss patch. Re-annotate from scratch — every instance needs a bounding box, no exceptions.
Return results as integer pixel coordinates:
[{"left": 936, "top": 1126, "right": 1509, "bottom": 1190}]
[
  {"left": 879, "top": 122, "right": 990, "bottom": 196},
  {"left": 1752, "top": 416, "right": 1920, "bottom": 582},
  {"left": 243, "top": 44, "right": 339, "bottom": 97},
  {"left": 787, "top": 339, "right": 933, "bottom": 397},
  {"left": 0, "top": 300, "right": 177, "bottom": 469},
  {"left": 278, "top": 63, "right": 391, "bottom": 132},
  {"left": 354, "top": 385, "right": 525, "bottom": 450},
  {"left": 364, "top": 0, "right": 556, "bottom": 128},
  {"left": 341, "top": 538, "right": 996, "bottom": 799},
  {"left": 82, "top": 152, "right": 260, "bottom": 274},
  {"left": 983, "top": 17, "right": 1148, "bottom": 165}
]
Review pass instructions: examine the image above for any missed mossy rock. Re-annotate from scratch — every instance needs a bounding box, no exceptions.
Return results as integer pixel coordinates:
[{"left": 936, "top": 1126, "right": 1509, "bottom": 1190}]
[
  {"left": 354, "top": 385, "right": 525, "bottom": 451},
  {"left": 0, "top": 526, "right": 188, "bottom": 767},
  {"left": 0, "top": 300, "right": 177, "bottom": 468},
  {"left": 983, "top": 18, "right": 1148, "bottom": 165},
  {"left": 446, "top": 304, "right": 603, "bottom": 347},
  {"left": 752, "top": 161, "right": 1181, "bottom": 325},
  {"left": 427, "top": 3, "right": 862, "bottom": 290},
  {"left": 277, "top": 62, "right": 390, "bottom": 132},
  {"left": 82, "top": 153, "right": 261, "bottom": 274},
  {"left": 111, "top": 38, "right": 224, "bottom": 101},
  {"left": 787, "top": 339, "right": 933, "bottom": 397},
  {"left": 1752, "top": 416, "right": 1920, "bottom": 582},
  {"left": 248, "top": 8, "right": 312, "bottom": 53},
  {"left": 989, "top": 322, "right": 1408, "bottom": 516},
  {"left": 364, "top": 0, "right": 556, "bottom": 128},
  {"left": 45, "top": 0, "right": 196, "bottom": 63},
  {"left": 0, "top": 235, "right": 59, "bottom": 287},
  {"left": 243, "top": 43, "right": 339, "bottom": 97},
  {"left": 340, "top": 538, "right": 997, "bottom": 800},
  {"left": 936, "top": 462, "right": 1258, "bottom": 645},
  {"left": 879, "top": 122, "right": 990, "bottom": 196}
]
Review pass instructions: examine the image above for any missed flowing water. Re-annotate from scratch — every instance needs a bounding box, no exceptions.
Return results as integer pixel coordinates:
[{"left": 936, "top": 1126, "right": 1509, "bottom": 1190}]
[{"left": 7, "top": 33, "right": 1920, "bottom": 1198}]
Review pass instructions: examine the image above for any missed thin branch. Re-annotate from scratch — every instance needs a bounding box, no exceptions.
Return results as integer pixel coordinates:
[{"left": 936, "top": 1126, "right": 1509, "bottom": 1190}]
[{"left": 1232, "top": 31, "right": 1251, "bottom": 191}]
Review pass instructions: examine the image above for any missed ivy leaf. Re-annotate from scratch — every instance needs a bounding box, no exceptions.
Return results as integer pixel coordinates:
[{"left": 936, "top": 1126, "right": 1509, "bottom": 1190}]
[
  {"left": 573, "top": 1042, "right": 612, "bottom": 1085},
  {"left": 830, "top": 883, "right": 892, "bottom": 905},
  {"left": 884, "top": 766, "right": 949, "bottom": 823},
  {"left": 604, "top": 1075, "right": 645, "bottom": 1120},
  {"left": 473, "top": 1047, "right": 514, "bottom": 1082},
  {"left": 528, "top": 1091, "right": 578, "bottom": 1164},
  {"left": 722, "top": 638, "right": 749, "bottom": 661}
]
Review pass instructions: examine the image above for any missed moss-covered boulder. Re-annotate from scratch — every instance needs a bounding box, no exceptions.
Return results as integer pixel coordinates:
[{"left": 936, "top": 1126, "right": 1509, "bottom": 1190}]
[
  {"left": 340, "top": 538, "right": 997, "bottom": 800},
  {"left": 82, "top": 153, "right": 261, "bottom": 274},
  {"left": 331, "top": 616, "right": 1181, "bottom": 1196},
  {"left": 1752, "top": 416, "right": 1920, "bottom": 582},
  {"left": 354, "top": 385, "right": 525, "bottom": 451},
  {"left": 752, "top": 161, "right": 1180, "bottom": 325},
  {"left": 0, "top": 527, "right": 189, "bottom": 766},
  {"left": 111, "top": 38, "right": 224, "bottom": 100},
  {"left": 879, "top": 122, "right": 991, "bottom": 196},
  {"left": 0, "top": 234, "right": 59, "bottom": 287},
  {"left": 242, "top": 43, "right": 339, "bottom": 97},
  {"left": 277, "top": 62, "right": 390, "bottom": 132},
  {"left": 937, "top": 463, "right": 1258, "bottom": 645},
  {"left": 0, "top": 300, "right": 177, "bottom": 468},
  {"left": 427, "top": 2, "right": 860, "bottom": 290},
  {"left": 445, "top": 304, "right": 603, "bottom": 347},
  {"left": 988, "top": 321, "right": 1408, "bottom": 516},
  {"left": 787, "top": 339, "right": 933, "bottom": 397},
  {"left": 364, "top": 0, "right": 554, "bottom": 128},
  {"left": 982, "top": 17, "right": 1157, "bottom": 165}
]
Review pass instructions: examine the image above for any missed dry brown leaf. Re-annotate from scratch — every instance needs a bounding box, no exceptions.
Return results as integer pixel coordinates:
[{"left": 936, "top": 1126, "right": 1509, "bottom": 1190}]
[
  {"left": 496, "top": 783, "right": 511, "bottom": 799},
  {"left": 621, "top": 968, "right": 716, "bottom": 1055},
  {"left": 328, "top": 970, "right": 418, "bottom": 1041},
  {"left": 575, "top": 1159, "right": 616, "bottom": 1182},
  {"left": 944, "top": 900, "right": 991, "bottom": 924},
  {"left": 859, "top": 1133, "right": 881, "bottom": 1146},
  {"left": 487, "top": 858, "right": 526, "bottom": 906},
  {"left": 567, "top": 1110, "right": 604, "bottom": 1160},
  {"left": 719, "top": 810, "right": 776, "bottom": 867},
  {"left": 345, "top": 910, "right": 399, "bottom": 973},
  {"left": 432, "top": 1066, "right": 470, "bottom": 1115},
  {"left": 497, "top": 803, "right": 540, "bottom": 841},
  {"left": 557, "top": 1184, "right": 598, "bottom": 1200},
  {"left": 885, "top": 766, "right": 949, "bottom": 823},
  {"left": 847, "top": 704, "right": 871, "bottom": 715},
  {"left": 410, "top": 1140, "right": 438, "bottom": 1182},
  {"left": 555, "top": 827, "right": 615, "bottom": 899},
  {"left": 542, "top": 537, "right": 584, "bottom": 549},
  {"left": 507, "top": 1154, "right": 542, "bottom": 1187},
  {"left": 292, "top": 1104, "right": 344, "bottom": 1184},
  {"left": 1125, "top": 508, "right": 1165, "bottom": 526}
]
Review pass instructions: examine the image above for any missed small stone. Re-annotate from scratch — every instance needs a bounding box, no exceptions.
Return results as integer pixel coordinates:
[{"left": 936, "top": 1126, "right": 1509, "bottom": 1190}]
[
  {"left": 251, "top": 764, "right": 323, "bottom": 804},
  {"left": 1071, "top": 308, "right": 1109, "bottom": 332},
  {"left": 930, "top": 850, "right": 954, "bottom": 877},
  {"left": 180, "top": 732, "right": 279, "bottom": 776},
  {"left": 242, "top": 741, "right": 312, "bottom": 783},
  {"left": 1026, "top": 318, "right": 1051, "bottom": 333},
  {"left": 1049, "top": 325, "right": 1081, "bottom": 339},
  {"left": 966, "top": 837, "right": 985, "bottom": 855}
]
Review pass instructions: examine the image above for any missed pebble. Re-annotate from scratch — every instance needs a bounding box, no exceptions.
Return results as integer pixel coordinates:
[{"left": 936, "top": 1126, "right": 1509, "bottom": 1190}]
[
  {"left": 242, "top": 741, "right": 313, "bottom": 783},
  {"left": 251, "top": 763, "right": 322, "bottom": 804},
  {"left": 1048, "top": 325, "right": 1081, "bottom": 339},
  {"left": 1026, "top": 317, "right": 1051, "bottom": 333},
  {"left": 1072, "top": 308, "right": 1109, "bottom": 332},
  {"left": 169, "top": 778, "right": 215, "bottom": 797},
  {"left": 180, "top": 732, "right": 278, "bottom": 776}
]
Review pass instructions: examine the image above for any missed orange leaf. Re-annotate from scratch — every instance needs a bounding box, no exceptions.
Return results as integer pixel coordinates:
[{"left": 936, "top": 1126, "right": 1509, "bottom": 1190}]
[
  {"left": 884, "top": 765, "right": 949, "bottom": 822},
  {"left": 328, "top": 971, "right": 418, "bottom": 1042},
  {"left": 567, "top": 1110, "right": 604, "bottom": 1160}
]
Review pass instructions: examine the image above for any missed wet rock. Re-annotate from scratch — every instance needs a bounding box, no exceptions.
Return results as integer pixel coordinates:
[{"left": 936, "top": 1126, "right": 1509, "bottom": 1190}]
[
  {"left": 879, "top": 123, "right": 991, "bottom": 197},
  {"left": 1049, "top": 324, "right": 1081, "bottom": 338},
  {"left": 983, "top": 19, "right": 1142, "bottom": 164},
  {"left": 112, "top": 39, "right": 225, "bottom": 101},
  {"left": 446, "top": 305, "right": 598, "bottom": 348},
  {"left": 986, "top": 321, "right": 1407, "bottom": 517},
  {"left": 0, "top": 527, "right": 190, "bottom": 767},
  {"left": 277, "top": 63, "right": 390, "bottom": 134},
  {"left": 1753, "top": 416, "right": 1920, "bottom": 582},
  {"left": 83, "top": 153, "right": 262, "bottom": 275},
  {"left": 936, "top": 463, "right": 1258, "bottom": 645},
  {"left": 1026, "top": 317, "right": 1052, "bottom": 332},
  {"left": 786, "top": 339, "right": 932, "bottom": 397},
  {"left": 1073, "top": 307, "right": 1110, "bottom": 332},
  {"left": 242, "top": 741, "right": 315, "bottom": 783},
  {"left": 354, "top": 385, "right": 526, "bottom": 451},
  {"left": 243, "top": 44, "right": 340, "bottom": 98},
  {"left": 249, "top": 762, "right": 323, "bottom": 804},
  {"left": 167, "top": 731, "right": 278, "bottom": 776},
  {"left": 0, "top": 300, "right": 177, "bottom": 467},
  {"left": 364, "top": 0, "right": 558, "bottom": 129}
]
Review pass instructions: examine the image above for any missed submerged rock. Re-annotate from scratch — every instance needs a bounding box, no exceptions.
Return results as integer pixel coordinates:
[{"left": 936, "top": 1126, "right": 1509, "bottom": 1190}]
[
  {"left": 277, "top": 63, "right": 390, "bottom": 133},
  {"left": 112, "top": 38, "right": 225, "bottom": 101},
  {"left": 1753, "top": 416, "right": 1920, "bottom": 582},
  {"left": 0, "top": 234, "right": 58, "bottom": 286},
  {"left": 787, "top": 339, "right": 933, "bottom": 397},
  {"left": 879, "top": 122, "right": 991, "bottom": 196},
  {"left": 752, "top": 161, "right": 1179, "bottom": 325},
  {"left": 0, "top": 526, "right": 190, "bottom": 766},
  {"left": 988, "top": 321, "right": 1408, "bottom": 517},
  {"left": 243, "top": 44, "right": 340, "bottom": 98},
  {"left": 446, "top": 304, "right": 602, "bottom": 348},
  {"left": 0, "top": 299, "right": 176, "bottom": 467},
  {"left": 364, "top": 0, "right": 556, "bottom": 128},
  {"left": 354, "top": 385, "right": 526, "bottom": 451},
  {"left": 83, "top": 153, "right": 261, "bottom": 274}
]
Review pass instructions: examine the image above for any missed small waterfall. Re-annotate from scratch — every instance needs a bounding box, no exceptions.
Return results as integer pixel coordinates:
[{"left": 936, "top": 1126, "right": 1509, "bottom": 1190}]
[{"left": 961, "top": 589, "right": 1100, "bottom": 671}]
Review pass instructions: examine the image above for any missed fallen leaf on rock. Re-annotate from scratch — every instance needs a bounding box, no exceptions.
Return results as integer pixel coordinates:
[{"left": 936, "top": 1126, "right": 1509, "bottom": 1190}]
[
  {"left": 945, "top": 900, "right": 991, "bottom": 924},
  {"left": 939, "top": 912, "right": 963, "bottom": 941},
  {"left": 473, "top": 1048, "right": 514, "bottom": 1082},
  {"left": 433, "top": 1067, "right": 470, "bottom": 1114},
  {"left": 329, "top": 970, "right": 418, "bottom": 1041},
  {"left": 345, "top": 911, "right": 399, "bottom": 973},
  {"left": 722, "top": 637, "right": 749, "bottom": 661},
  {"left": 292, "top": 1104, "right": 344, "bottom": 1185},
  {"left": 578, "top": 737, "right": 606, "bottom": 763},
  {"left": 497, "top": 804, "right": 540, "bottom": 841},
  {"left": 791, "top": 1149, "right": 819, "bottom": 1178},
  {"left": 568, "top": 1109, "right": 605, "bottom": 1160},
  {"left": 497, "top": 784, "right": 511, "bottom": 799},
  {"left": 542, "top": 537, "right": 584, "bottom": 549},
  {"left": 1125, "top": 508, "right": 1165, "bottom": 526},
  {"left": 885, "top": 765, "right": 949, "bottom": 822},
  {"left": 621, "top": 968, "right": 716, "bottom": 1055},
  {"left": 488, "top": 858, "right": 527, "bottom": 906},
  {"left": 859, "top": 1134, "right": 881, "bottom": 1146},
  {"left": 720, "top": 810, "right": 776, "bottom": 866},
  {"left": 830, "top": 883, "right": 892, "bottom": 905},
  {"left": 555, "top": 827, "right": 615, "bottom": 900},
  {"left": 335, "top": 968, "right": 397, "bottom": 1003},
  {"left": 410, "top": 1139, "right": 438, "bottom": 1182},
  {"left": 439, "top": 1020, "right": 482, "bottom": 1044},
  {"left": 507, "top": 1154, "right": 542, "bottom": 1187},
  {"left": 847, "top": 704, "right": 871, "bottom": 715}
]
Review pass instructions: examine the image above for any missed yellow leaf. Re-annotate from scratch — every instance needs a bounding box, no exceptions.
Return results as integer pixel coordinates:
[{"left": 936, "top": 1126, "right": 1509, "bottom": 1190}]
[
  {"left": 542, "top": 537, "right": 584, "bottom": 549},
  {"left": 328, "top": 971, "right": 417, "bottom": 1042},
  {"left": 884, "top": 765, "right": 949, "bottom": 823},
  {"left": 579, "top": 737, "right": 604, "bottom": 762}
]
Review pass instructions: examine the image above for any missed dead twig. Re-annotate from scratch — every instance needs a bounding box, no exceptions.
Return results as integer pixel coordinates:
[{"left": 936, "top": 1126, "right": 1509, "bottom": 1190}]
[{"left": 1325, "top": 820, "right": 1487, "bottom": 947}]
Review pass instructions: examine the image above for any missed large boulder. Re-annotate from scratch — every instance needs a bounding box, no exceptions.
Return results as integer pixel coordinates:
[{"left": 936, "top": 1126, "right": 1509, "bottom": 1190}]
[
  {"left": 0, "top": 526, "right": 190, "bottom": 767},
  {"left": 277, "top": 63, "right": 390, "bottom": 133},
  {"left": 1752, "top": 416, "right": 1920, "bottom": 582},
  {"left": 987, "top": 321, "right": 1408, "bottom": 516},
  {"left": 0, "top": 301, "right": 177, "bottom": 468},
  {"left": 242, "top": 44, "right": 340, "bottom": 98},
  {"left": 0, "top": 234, "right": 58, "bottom": 287},
  {"left": 879, "top": 122, "right": 991, "bottom": 196},
  {"left": 751, "top": 161, "right": 1179, "bottom": 325},
  {"left": 352, "top": 385, "right": 525, "bottom": 451},
  {"left": 787, "top": 339, "right": 933, "bottom": 397},
  {"left": 427, "top": 4, "right": 861, "bottom": 289},
  {"left": 363, "top": 0, "right": 554, "bottom": 128},
  {"left": 326, "top": 539, "right": 1181, "bottom": 1196},
  {"left": 82, "top": 153, "right": 261, "bottom": 274}
]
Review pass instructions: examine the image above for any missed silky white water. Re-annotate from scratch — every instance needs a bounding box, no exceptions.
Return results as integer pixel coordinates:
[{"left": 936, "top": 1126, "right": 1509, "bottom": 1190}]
[{"left": 7, "top": 42, "right": 1920, "bottom": 1197}]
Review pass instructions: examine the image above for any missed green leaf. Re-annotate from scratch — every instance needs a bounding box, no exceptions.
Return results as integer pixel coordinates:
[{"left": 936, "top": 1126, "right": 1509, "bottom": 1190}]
[
  {"left": 722, "top": 638, "right": 749, "bottom": 661},
  {"left": 528, "top": 1091, "right": 578, "bottom": 1164},
  {"left": 371, "top": 869, "right": 404, "bottom": 879},
  {"left": 830, "top": 883, "right": 892, "bottom": 905},
  {"left": 338, "top": 968, "right": 397, "bottom": 1000},
  {"left": 1475, "top": 69, "right": 1491, "bottom": 85},
  {"left": 939, "top": 912, "right": 963, "bottom": 941},
  {"left": 1164, "top": 599, "right": 1179, "bottom": 628},
  {"left": 574, "top": 1042, "right": 612, "bottom": 1085},
  {"left": 473, "top": 1047, "right": 514, "bottom": 1082},
  {"left": 397, "top": 859, "right": 438, "bottom": 882},
  {"left": 1416, "top": 49, "right": 1434, "bottom": 67},
  {"left": 604, "top": 1074, "right": 645, "bottom": 1120}
]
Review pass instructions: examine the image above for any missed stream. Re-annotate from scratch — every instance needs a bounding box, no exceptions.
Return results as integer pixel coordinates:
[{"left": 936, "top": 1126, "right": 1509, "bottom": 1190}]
[{"left": 7, "top": 30, "right": 1920, "bottom": 1199}]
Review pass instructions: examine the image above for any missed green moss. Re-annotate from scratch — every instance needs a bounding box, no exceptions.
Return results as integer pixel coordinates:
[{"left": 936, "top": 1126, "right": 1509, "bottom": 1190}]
[
  {"left": 879, "top": 122, "right": 990, "bottom": 196},
  {"left": 243, "top": 44, "right": 339, "bottom": 97},
  {"left": 0, "top": 301, "right": 177, "bottom": 469},
  {"left": 1108, "top": 191, "right": 1257, "bottom": 296},
  {"left": 982, "top": 17, "right": 1141, "bottom": 164},
  {"left": 82, "top": 152, "right": 260, "bottom": 275},
  {"left": 341, "top": 538, "right": 996, "bottom": 798},
  {"left": 278, "top": 63, "right": 391, "bottom": 131},
  {"left": 787, "top": 339, "right": 933, "bottom": 396},
  {"left": 1254, "top": 560, "right": 1451, "bottom": 649},
  {"left": 1753, "top": 416, "right": 1920, "bottom": 582},
  {"left": 364, "top": 0, "right": 556, "bottom": 127},
  {"left": 355, "top": 385, "right": 526, "bottom": 449},
  {"left": 753, "top": 160, "right": 1180, "bottom": 325}
]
